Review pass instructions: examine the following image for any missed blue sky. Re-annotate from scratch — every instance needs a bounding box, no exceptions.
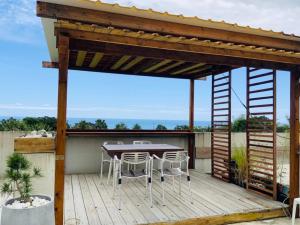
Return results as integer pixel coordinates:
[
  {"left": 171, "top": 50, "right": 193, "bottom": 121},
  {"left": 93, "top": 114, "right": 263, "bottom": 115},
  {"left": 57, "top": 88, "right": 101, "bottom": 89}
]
[{"left": 0, "top": 0, "right": 299, "bottom": 124}]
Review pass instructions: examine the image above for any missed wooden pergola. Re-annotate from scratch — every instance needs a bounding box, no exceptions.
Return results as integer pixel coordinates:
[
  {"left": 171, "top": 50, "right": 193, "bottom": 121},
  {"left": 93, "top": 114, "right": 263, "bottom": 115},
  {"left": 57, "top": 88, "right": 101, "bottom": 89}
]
[{"left": 37, "top": 1, "right": 300, "bottom": 224}]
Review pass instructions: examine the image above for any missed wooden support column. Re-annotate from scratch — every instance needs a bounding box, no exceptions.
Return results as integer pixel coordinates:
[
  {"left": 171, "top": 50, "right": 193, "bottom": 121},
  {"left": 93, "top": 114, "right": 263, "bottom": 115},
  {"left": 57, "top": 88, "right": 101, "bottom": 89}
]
[
  {"left": 290, "top": 67, "right": 300, "bottom": 212},
  {"left": 55, "top": 34, "right": 69, "bottom": 225},
  {"left": 188, "top": 79, "right": 195, "bottom": 169},
  {"left": 189, "top": 79, "right": 195, "bottom": 130}
]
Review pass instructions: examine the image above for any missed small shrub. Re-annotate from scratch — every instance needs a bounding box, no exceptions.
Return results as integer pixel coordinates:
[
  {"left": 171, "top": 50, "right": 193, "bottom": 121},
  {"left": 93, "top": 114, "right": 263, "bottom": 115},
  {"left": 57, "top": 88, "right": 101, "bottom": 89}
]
[
  {"left": 232, "top": 146, "right": 247, "bottom": 186},
  {"left": 115, "top": 122, "right": 128, "bottom": 130},
  {"left": 156, "top": 124, "right": 167, "bottom": 130},
  {"left": 1, "top": 153, "right": 42, "bottom": 204}
]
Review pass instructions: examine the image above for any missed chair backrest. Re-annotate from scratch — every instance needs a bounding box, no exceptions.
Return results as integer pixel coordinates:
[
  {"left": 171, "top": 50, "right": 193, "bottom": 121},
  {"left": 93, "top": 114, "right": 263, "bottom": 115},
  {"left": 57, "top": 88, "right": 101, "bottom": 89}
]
[
  {"left": 103, "top": 141, "right": 124, "bottom": 145},
  {"left": 121, "top": 152, "right": 150, "bottom": 165},
  {"left": 162, "top": 151, "right": 189, "bottom": 163},
  {"left": 133, "top": 140, "right": 152, "bottom": 145}
]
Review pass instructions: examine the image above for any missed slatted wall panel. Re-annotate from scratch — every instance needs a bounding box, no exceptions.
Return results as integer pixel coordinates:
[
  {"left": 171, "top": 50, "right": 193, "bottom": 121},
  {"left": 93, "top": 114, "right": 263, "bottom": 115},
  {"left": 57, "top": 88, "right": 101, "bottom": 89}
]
[
  {"left": 211, "top": 71, "right": 231, "bottom": 182},
  {"left": 246, "top": 68, "right": 277, "bottom": 199}
]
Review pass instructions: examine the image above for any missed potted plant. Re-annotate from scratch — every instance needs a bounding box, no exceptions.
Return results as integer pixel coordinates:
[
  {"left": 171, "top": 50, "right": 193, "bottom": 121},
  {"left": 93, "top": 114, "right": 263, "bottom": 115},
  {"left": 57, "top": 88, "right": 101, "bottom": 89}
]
[{"left": 1, "top": 153, "right": 54, "bottom": 225}]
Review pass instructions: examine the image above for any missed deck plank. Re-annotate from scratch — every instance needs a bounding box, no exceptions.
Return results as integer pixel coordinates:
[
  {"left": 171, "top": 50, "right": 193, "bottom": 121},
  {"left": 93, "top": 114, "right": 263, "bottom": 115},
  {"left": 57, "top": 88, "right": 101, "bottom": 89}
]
[
  {"left": 85, "top": 175, "right": 114, "bottom": 225},
  {"left": 64, "top": 175, "right": 77, "bottom": 225},
  {"left": 78, "top": 175, "right": 101, "bottom": 225},
  {"left": 65, "top": 171, "right": 287, "bottom": 225},
  {"left": 92, "top": 175, "right": 127, "bottom": 225},
  {"left": 71, "top": 175, "right": 89, "bottom": 225}
]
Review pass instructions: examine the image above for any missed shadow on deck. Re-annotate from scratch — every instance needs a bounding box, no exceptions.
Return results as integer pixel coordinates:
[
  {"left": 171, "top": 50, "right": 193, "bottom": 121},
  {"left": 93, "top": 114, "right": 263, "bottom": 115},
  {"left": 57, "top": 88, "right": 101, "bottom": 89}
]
[{"left": 64, "top": 170, "right": 287, "bottom": 225}]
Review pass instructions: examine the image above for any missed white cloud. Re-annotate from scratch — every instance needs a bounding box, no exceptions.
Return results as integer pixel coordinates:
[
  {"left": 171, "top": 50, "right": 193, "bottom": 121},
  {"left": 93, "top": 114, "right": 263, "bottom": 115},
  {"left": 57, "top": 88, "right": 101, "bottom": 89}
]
[{"left": 0, "top": 0, "right": 41, "bottom": 44}]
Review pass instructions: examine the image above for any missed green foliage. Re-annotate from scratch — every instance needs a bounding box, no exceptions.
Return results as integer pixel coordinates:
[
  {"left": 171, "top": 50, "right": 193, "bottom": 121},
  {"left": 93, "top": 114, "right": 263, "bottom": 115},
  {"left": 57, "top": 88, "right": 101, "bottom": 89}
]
[
  {"left": 174, "top": 125, "right": 190, "bottom": 130},
  {"left": 156, "top": 124, "right": 167, "bottom": 130},
  {"left": 0, "top": 117, "right": 25, "bottom": 131},
  {"left": 73, "top": 120, "right": 95, "bottom": 129},
  {"left": 1, "top": 153, "right": 42, "bottom": 203},
  {"left": 232, "top": 115, "right": 246, "bottom": 132},
  {"left": 95, "top": 119, "right": 108, "bottom": 129},
  {"left": 132, "top": 123, "right": 142, "bottom": 130},
  {"left": 115, "top": 122, "right": 128, "bottom": 130},
  {"left": 232, "top": 147, "right": 247, "bottom": 185},
  {"left": 193, "top": 126, "right": 211, "bottom": 132}
]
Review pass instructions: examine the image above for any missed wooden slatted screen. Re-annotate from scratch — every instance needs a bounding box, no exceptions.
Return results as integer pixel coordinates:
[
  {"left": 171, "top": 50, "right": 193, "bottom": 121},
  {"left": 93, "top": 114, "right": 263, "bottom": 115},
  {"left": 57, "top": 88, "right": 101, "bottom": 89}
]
[
  {"left": 246, "top": 68, "right": 277, "bottom": 199},
  {"left": 211, "top": 71, "right": 231, "bottom": 181}
]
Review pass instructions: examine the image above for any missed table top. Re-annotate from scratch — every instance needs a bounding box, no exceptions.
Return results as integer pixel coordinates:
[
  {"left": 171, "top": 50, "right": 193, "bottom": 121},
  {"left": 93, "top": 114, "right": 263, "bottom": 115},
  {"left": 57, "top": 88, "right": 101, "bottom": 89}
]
[{"left": 102, "top": 144, "right": 184, "bottom": 152}]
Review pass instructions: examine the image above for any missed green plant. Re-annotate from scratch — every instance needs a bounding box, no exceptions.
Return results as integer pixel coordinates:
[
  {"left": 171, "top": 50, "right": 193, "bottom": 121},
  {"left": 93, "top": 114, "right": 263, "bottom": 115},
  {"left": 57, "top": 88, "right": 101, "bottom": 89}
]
[
  {"left": 132, "top": 123, "right": 142, "bottom": 130},
  {"left": 174, "top": 125, "right": 189, "bottom": 130},
  {"left": 115, "top": 122, "right": 128, "bottom": 130},
  {"left": 1, "top": 153, "right": 42, "bottom": 204},
  {"left": 95, "top": 119, "right": 108, "bottom": 129},
  {"left": 156, "top": 124, "right": 167, "bottom": 130},
  {"left": 232, "top": 146, "right": 247, "bottom": 185},
  {"left": 73, "top": 120, "right": 95, "bottom": 129}
]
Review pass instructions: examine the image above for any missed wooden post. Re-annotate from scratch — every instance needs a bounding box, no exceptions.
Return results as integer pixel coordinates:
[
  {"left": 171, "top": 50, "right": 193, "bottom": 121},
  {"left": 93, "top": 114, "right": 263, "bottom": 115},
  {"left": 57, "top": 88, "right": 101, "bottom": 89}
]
[
  {"left": 188, "top": 79, "right": 195, "bottom": 169},
  {"left": 55, "top": 34, "right": 69, "bottom": 225},
  {"left": 189, "top": 79, "right": 195, "bottom": 130},
  {"left": 290, "top": 67, "right": 300, "bottom": 212}
]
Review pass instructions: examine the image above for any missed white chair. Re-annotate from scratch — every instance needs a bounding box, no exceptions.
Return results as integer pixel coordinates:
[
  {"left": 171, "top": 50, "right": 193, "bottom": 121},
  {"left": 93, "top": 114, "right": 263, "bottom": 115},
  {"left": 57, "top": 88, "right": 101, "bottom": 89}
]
[
  {"left": 133, "top": 140, "right": 152, "bottom": 144},
  {"left": 153, "top": 151, "right": 192, "bottom": 205},
  {"left": 100, "top": 141, "right": 124, "bottom": 184},
  {"left": 114, "top": 152, "right": 153, "bottom": 210},
  {"left": 292, "top": 198, "right": 300, "bottom": 225}
]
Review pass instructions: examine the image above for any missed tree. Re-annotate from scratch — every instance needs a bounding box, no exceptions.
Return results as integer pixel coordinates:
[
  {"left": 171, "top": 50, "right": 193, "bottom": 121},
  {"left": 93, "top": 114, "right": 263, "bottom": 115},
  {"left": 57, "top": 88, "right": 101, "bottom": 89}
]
[
  {"left": 95, "top": 119, "right": 108, "bottom": 129},
  {"left": 1, "top": 153, "right": 42, "bottom": 204},
  {"left": 132, "top": 123, "right": 142, "bottom": 130},
  {"left": 232, "top": 115, "right": 246, "bottom": 132},
  {"left": 73, "top": 120, "right": 95, "bottom": 129},
  {"left": 174, "top": 125, "right": 189, "bottom": 130},
  {"left": 0, "top": 117, "right": 24, "bottom": 131},
  {"left": 156, "top": 124, "right": 167, "bottom": 130},
  {"left": 115, "top": 122, "right": 128, "bottom": 130}
]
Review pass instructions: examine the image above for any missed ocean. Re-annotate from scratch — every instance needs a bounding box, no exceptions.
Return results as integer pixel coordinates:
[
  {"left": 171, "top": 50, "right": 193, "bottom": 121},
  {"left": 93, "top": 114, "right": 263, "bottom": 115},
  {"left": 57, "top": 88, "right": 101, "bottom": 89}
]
[{"left": 0, "top": 116, "right": 210, "bottom": 130}]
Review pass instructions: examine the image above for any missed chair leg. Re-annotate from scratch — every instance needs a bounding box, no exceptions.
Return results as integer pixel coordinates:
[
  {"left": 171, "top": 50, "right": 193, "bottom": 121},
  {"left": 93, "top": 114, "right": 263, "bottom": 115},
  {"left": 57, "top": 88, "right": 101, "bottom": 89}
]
[
  {"left": 161, "top": 176, "right": 165, "bottom": 206},
  {"left": 145, "top": 176, "right": 148, "bottom": 198},
  {"left": 112, "top": 161, "right": 116, "bottom": 199},
  {"left": 292, "top": 199, "right": 298, "bottom": 225},
  {"left": 100, "top": 152, "right": 103, "bottom": 183},
  {"left": 187, "top": 176, "right": 193, "bottom": 204},
  {"left": 149, "top": 177, "right": 153, "bottom": 208},
  {"left": 118, "top": 178, "right": 122, "bottom": 210},
  {"left": 107, "top": 158, "right": 113, "bottom": 185},
  {"left": 179, "top": 175, "right": 182, "bottom": 196}
]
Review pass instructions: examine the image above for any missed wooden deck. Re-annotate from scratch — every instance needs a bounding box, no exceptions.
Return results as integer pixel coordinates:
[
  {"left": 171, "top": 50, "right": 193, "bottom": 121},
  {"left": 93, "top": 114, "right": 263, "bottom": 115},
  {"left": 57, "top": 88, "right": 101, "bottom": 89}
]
[{"left": 64, "top": 170, "right": 287, "bottom": 225}]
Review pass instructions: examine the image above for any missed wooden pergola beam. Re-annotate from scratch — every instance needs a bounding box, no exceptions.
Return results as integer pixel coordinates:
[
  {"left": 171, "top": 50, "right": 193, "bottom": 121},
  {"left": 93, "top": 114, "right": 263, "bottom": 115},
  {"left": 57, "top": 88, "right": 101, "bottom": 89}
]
[
  {"left": 55, "top": 34, "right": 69, "bottom": 225},
  {"left": 290, "top": 67, "right": 300, "bottom": 212},
  {"left": 36, "top": 1, "right": 300, "bottom": 52},
  {"left": 65, "top": 33, "right": 297, "bottom": 71}
]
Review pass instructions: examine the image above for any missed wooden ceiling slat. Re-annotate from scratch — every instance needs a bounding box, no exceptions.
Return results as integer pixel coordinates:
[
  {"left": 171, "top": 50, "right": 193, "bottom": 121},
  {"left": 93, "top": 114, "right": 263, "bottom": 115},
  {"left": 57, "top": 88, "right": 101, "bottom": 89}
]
[
  {"left": 111, "top": 55, "right": 131, "bottom": 70},
  {"left": 89, "top": 52, "right": 104, "bottom": 68},
  {"left": 156, "top": 61, "right": 185, "bottom": 73},
  {"left": 121, "top": 56, "right": 144, "bottom": 71},
  {"left": 75, "top": 51, "right": 87, "bottom": 66},
  {"left": 143, "top": 59, "right": 172, "bottom": 73},
  {"left": 187, "top": 65, "right": 213, "bottom": 74},
  {"left": 172, "top": 63, "right": 207, "bottom": 75}
]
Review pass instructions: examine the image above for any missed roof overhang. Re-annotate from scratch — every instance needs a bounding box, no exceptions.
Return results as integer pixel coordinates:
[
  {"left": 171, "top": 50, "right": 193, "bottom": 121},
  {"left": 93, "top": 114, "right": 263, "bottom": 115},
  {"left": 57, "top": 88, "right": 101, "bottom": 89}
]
[{"left": 37, "top": 0, "right": 300, "bottom": 78}]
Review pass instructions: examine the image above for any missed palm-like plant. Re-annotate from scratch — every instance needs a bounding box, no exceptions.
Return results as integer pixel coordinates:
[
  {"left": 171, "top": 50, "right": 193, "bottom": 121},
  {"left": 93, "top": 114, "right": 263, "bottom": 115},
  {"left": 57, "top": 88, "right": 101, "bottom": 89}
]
[{"left": 1, "top": 153, "right": 42, "bottom": 204}]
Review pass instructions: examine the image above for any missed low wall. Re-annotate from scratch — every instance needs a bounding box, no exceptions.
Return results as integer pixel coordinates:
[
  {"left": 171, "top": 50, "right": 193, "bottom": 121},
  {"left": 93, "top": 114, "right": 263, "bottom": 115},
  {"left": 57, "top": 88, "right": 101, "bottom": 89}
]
[
  {"left": 195, "top": 132, "right": 290, "bottom": 161},
  {"left": 65, "top": 133, "right": 190, "bottom": 174}
]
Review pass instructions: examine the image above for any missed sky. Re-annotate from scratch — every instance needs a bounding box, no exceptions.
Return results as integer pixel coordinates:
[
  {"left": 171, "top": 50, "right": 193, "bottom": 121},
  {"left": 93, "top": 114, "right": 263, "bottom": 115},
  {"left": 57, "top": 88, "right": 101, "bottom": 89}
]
[{"left": 0, "top": 0, "right": 299, "bottom": 123}]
